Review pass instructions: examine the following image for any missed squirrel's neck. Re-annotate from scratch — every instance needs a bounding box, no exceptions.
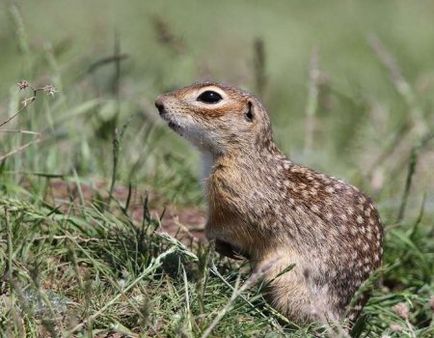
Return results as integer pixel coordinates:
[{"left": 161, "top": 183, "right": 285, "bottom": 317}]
[
  {"left": 200, "top": 151, "right": 215, "bottom": 184},
  {"left": 201, "top": 140, "right": 286, "bottom": 181}
]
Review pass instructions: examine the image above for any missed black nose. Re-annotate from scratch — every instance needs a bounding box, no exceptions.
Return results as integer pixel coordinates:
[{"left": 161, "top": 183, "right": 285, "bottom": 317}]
[{"left": 155, "top": 99, "right": 166, "bottom": 115}]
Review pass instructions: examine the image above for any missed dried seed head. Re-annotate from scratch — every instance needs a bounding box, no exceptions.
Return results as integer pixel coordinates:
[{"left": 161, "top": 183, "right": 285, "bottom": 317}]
[
  {"left": 17, "top": 80, "right": 30, "bottom": 90},
  {"left": 392, "top": 302, "right": 409, "bottom": 320},
  {"left": 42, "top": 84, "right": 57, "bottom": 96}
]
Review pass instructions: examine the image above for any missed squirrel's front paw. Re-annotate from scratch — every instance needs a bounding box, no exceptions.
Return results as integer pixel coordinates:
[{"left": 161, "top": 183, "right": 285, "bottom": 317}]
[{"left": 214, "top": 239, "right": 249, "bottom": 260}]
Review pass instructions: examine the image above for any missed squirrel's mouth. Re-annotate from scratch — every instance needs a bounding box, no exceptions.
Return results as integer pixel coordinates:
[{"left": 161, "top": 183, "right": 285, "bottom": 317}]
[
  {"left": 167, "top": 120, "right": 180, "bottom": 131},
  {"left": 155, "top": 101, "right": 184, "bottom": 135},
  {"left": 163, "top": 116, "right": 183, "bottom": 135},
  {"left": 158, "top": 108, "right": 184, "bottom": 136}
]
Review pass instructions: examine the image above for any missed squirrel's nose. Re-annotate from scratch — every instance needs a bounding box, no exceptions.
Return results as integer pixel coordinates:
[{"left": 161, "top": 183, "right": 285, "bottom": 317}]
[{"left": 155, "top": 98, "right": 166, "bottom": 115}]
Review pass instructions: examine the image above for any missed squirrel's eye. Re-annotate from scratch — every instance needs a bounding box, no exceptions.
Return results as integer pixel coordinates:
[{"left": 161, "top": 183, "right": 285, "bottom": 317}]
[{"left": 197, "top": 90, "right": 222, "bottom": 104}]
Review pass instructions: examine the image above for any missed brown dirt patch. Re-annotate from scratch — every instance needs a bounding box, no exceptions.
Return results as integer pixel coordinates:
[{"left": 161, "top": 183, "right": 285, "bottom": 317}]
[{"left": 44, "top": 179, "right": 207, "bottom": 244}]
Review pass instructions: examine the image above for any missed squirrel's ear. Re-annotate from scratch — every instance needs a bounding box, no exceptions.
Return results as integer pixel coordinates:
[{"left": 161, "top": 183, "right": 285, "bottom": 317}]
[{"left": 245, "top": 100, "right": 254, "bottom": 122}]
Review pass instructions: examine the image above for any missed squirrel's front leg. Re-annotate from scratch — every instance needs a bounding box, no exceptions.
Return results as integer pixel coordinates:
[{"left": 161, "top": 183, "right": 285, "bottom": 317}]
[
  {"left": 214, "top": 238, "right": 248, "bottom": 260},
  {"left": 206, "top": 223, "right": 250, "bottom": 260}
]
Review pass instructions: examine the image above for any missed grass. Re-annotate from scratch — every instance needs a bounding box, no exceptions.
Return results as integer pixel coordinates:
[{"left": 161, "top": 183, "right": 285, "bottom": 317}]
[{"left": 0, "top": 0, "right": 434, "bottom": 337}]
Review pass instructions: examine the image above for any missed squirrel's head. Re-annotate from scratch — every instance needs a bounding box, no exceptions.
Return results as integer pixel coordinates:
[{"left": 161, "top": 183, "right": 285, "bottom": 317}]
[{"left": 155, "top": 82, "right": 273, "bottom": 155}]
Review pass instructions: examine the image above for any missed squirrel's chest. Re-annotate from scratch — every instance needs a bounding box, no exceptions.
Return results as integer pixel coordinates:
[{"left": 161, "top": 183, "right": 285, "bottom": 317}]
[
  {"left": 206, "top": 173, "right": 243, "bottom": 219},
  {"left": 207, "top": 166, "right": 252, "bottom": 214},
  {"left": 205, "top": 174, "right": 255, "bottom": 247},
  {"left": 207, "top": 168, "right": 254, "bottom": 211},
  {"left": 205, "top": 170, "right": 282, "bottom": 254},
  {"left": 206, "top": 169, "right": 277, "bottom": 226}
]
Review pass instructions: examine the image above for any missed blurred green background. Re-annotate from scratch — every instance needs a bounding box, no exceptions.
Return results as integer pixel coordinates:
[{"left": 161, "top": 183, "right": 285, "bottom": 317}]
[{"left": 1, "top": 0, "right": 433, "bottom": 214}]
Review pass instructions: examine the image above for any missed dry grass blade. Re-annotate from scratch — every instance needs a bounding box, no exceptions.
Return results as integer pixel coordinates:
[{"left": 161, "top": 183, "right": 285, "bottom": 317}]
[
  {"left": 0, "top": 102, "right": 33, "bottom": 128},
  {"left": 0, "top": 80, "right": 56, "bottom": 162},
  {"left": 397, "top": 131, "right": 434, "bottom": 222},
  {"left": 152, "top": 15, "right": 185, "bottom": 54},
  {"left": 0, "top": 129, "right": 40, "bottom": 135},
  {"left": 253, "top": 38, "right": 267, "bottom": 98},
  {"left": 368, "top": 34, "right": 426, "bottom": 135},
  {"left": 87, "top": 53, "right": 129, "bottom": 74}
]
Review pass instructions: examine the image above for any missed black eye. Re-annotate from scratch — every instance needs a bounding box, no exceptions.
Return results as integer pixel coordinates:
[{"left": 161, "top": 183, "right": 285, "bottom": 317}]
[{"left": 197, "top": 90, "right": 222, "bottom": 104}]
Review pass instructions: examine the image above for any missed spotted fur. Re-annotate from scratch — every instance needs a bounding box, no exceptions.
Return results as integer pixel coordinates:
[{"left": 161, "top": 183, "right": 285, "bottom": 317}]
[{"left": 155, "top": 82, "right": 383, "bottom": 324}]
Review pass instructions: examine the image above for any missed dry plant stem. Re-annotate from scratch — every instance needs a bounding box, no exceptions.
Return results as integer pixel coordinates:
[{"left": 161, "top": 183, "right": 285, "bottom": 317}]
[
  {"left": 112, "top": 31, "right": 121, "bottom": 98},
  {"left": 108, "top": 35, "right": 127, "bottom": 205},
  {"left": 9, "top": 2, "right": 31, "bottom": 73},
  {"left": 397, "top": 143, "right": 418, "bottom": 223},
  {"left": 5, "top": 207, "right": 13, "bottom": 284},
  {"left": 368, "top": 35, "right": 410, "bottom": 96},
  {"left": 32, "top": 235, "right": 113, "bottom": 243},
  {"left": 0, "top": 135, "right": 42, "bottom": 162},
  {"left": 108, "top": 118, "right": 130, "bottom": 204},
  {"left": 368, "top": 34, "right": 425, "bottom": 134},
  {"left": 152, "top": 15, "right": 185, "bottom": 54},
  {"left": 304, "top": 47, "right": 320, "bottom": 154},
  {"left": 368, "top": 35, "right": 427, "bottom": 186},
  {"left": 0, "top": 97, "right": 34, "bottom": 128},
  {"left": 122, "top": 182, "right": 133, "bottom": 214},
  {"left": 0, "top": 129, "right": 40, "bottom": 135},
  {"left": 0, "top": 82, "right": 54, "bottom": 128},
  {"left": 197, "top": 245, "right": 212, "bottom": 315},
  {"left": 397, "top": 131, "right": 434, "bottom": 222},
  {"left": 0, "top": 81, "right": 55, "bottom": 161},
  {"left": 182, "top": 265, "right": 193, "bottom": 333},
  {"left": 253, "top": 38, "right": 267, "bottom": 98},
  {"left": 109, "top": 128, "right": 121, "bottom": 204},
  {"left": 87, "top": 54, "right": 129, "bottom": 74},
  {"left": 410, "top": 192, "right": 426, "bottom": 239},
  {"left": 366, "top": 122, "right": 410, "bottom": 179}
]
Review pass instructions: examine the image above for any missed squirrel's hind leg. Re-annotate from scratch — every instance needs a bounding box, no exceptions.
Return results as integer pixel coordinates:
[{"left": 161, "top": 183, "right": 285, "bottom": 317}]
[{"left": 257, "top": 253, "right": 342, "bottom": 324}]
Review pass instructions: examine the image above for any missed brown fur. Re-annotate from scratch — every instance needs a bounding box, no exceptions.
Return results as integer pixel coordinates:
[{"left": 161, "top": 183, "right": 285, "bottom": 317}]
[{"left": 155, "top": 82, "right": 383, "bottom": 324}]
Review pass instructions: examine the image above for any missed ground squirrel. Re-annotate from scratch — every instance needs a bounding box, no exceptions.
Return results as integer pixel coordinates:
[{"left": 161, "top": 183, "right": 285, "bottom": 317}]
[{"left": 155, "top": 82, "right": 383, "bottom": 324}]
